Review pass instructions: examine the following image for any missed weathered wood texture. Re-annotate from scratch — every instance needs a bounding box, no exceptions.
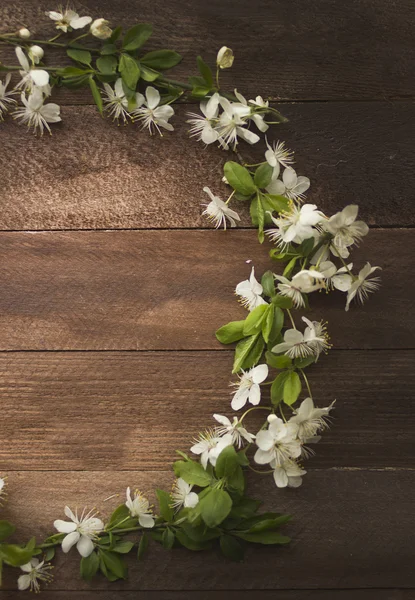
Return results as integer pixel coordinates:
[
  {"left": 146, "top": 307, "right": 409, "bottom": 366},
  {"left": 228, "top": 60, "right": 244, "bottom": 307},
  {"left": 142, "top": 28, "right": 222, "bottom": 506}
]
[
  {"left": 1, "top": 102, "right": 414, "bottom": 230},
  {"left": 2, "top": 593, "right": 413, "bottom": 600},
  {"left": 0, "top": 470, "right": 413, "bottom": 590},
  {"left": 1, "top": 0, "right": 414, "bottom": 101},
  {"left": 0, "top": 350, "right": 413, "bottom": 470},
  {"left": 0, "top": 229, "right": 411, "bottom": 351}
]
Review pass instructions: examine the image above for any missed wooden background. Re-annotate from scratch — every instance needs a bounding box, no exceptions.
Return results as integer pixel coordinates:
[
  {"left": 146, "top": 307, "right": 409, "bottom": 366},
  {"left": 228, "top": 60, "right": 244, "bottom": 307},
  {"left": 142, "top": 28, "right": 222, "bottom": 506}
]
[{"left": 0, "top": 0, "right": 414, "bottom": 597}]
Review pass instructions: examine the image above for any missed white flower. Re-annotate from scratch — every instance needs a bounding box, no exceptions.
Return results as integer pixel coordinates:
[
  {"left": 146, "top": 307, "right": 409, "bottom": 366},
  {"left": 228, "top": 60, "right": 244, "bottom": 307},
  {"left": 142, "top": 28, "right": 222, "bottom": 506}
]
[
  {"left": 46, "top": 8, "right": 92, "bottom": 32},
  {"left": 18, "top": 559, "right": 53, "bottom": 593},
  {"left": 125, "top": 488, "right": 155, "bottom": 528},
  {"left": 28, "top": 45, "right": 44, "bottom": 65},
  {"left": 265, "top": 140, "right": 294, "bottom": 169},
  {"left": 213, "top": 414, "right": 256, "bottom": 446},
  {"left": 272, "top": 317, "right": 329, "bottom": 360},
  {"left": 254, "top": 415, "right": 301, "bottom": 466},
  {"left": 217, "top": 46, "right": 234, "bottom": 69},
  {"left": 233, "top": 89, "right": 269, "bottom": 132},
  {"left": 0, "top": 74, "right": 17, "bottom": 120},
  {"left": 18, "top": 28, "right": 31, "bottom": 39},
  {"left": 13, "top": 89, "right": 61, "bottom": 135},
  {"left": 345, "top": 262, "right": 381, "bottom": 312},
  {"left": 216, "top": 96, "right": 260, "bottom": 149},
  {"left": 90, "top": 18, "right": 112, "bottom": 40},
  {"left": 235, "top": 266, "right": 268, "bottom": 311},
  {"left": 266, "top": 166, "right": 310, "bottom": 201},
  {"left": 102, "top": 78, "right": 139, "bottom": 123},
  {"left": 171, "top": 478, "right": 199, "bottom": 512},
  {"left": 131, "top": 86, "right": 174, "bottom": 135},
  {"left": 266, "top": 203, "right": 324, "bottom": 248},
  {"left": 54, "top": 506, "right": 104, "bottom": 557},
  {"left": 272, "top": 459, "right": 306, "bottom": 488},
  {"left": 319, "top": 260, "right": 353, "bottom": 292},
  {"left": 15, "top": 46, "right": 50, "bottom": 93},
  {"left": 190, "top": 430, "right": 233, "bottom": 468},
  {"left": 187, "top": 93, "right": 220, "bottom": 144},
  {"left": 202, "top": 186, "right": 240, "bottom": 229},
  {"left": 0, "top": 476, "right": 6, "bottom": 503},
  {"left": 324, "top": 205, "right": 369, "bottom": 258},
  {"left": 274, "top": 269, "right": 326, "bottom": 308},
  {"left": 289, "top": 397, "right": 334, "bottom": 442},
  {"left": 230, "top": 364, "right": 268, "bottom": 410}
]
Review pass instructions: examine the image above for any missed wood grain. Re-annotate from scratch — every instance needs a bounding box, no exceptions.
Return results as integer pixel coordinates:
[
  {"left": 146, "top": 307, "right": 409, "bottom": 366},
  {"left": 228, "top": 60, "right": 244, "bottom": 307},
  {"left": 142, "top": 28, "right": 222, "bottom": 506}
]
[
  {"left": 0, "top": 103, "right": 414, "bottom": 230},
  {"left": 1, "top": 0, "right": 414, "bottom": 101},
  {"left": 0, "top": 470, "right": 413, "bottom": 590},
  {"left": 1, "top": 591, "right": 413, "bottom": 599},
  {"left": 0, "top": 350, "right": 413, "bottom": 470},
  {"left": 0, "top": 229, "right": 411, "bottom": 351}
]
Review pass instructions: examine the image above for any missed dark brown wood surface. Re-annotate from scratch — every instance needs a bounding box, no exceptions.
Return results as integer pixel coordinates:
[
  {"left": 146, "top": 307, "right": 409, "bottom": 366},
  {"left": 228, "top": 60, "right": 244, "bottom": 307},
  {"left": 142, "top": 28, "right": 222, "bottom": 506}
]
[{"left": 0, "top": 0, "right": 413, "bottom": 597}]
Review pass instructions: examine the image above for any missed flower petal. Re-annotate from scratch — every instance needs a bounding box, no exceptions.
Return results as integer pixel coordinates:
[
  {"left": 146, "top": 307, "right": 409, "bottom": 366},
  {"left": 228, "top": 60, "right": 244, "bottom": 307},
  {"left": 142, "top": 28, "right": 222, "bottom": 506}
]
[
  {"left": 61, "top": 531, "right": 80, "bottom": 553},
  {"left": 145, "top": 86, "right": 160, "bottom": 109},
  {"left": 53, "top": 519, "right": 77, "bottom": 533},
  {"left": 76, "top": 535, "right": 94, "bottom": 557}
]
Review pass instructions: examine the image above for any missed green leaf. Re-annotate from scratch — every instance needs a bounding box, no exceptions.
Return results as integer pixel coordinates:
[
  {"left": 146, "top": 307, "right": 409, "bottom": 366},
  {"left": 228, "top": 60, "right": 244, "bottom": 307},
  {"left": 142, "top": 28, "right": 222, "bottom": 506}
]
[
  {"left": 175, "top": 529, "right": 211, "bottom": 551},
  {"left": 228, "top": 497, "right": 261, "bottom": 520},
  {"left": 0, "top": 521, "right": 15, "bottom": 542},
  {"left": 245, "top": 514, "right": 291, "bottom": 533},
  {"left": 272, "top": 295, "right": 293, "bottom": 309},
  {"left": 107, "top": 504, "right": 137, "bottom": 530},
  {"left": 137, "top": 533, "right": 149, "bottom": 560},
  {"left": 235, "top": 530, "right": 291, "bottom": 545},
  {"left": 283, "top": 371, "right": 302, "bottom": 405},
  {"left": 173, "top": 460, "right": 211, "bottom": 487},
  {"left": 66, "top": 48, "right": 92, "bottom": 66},
  {"left": 44, "top": 547, "right": 55, "bottom": 561},
  {"left": 254, "top": 163, "right": 273, "bottom": 188},
  {"left": 255, "top": 194, "right": 265, "bottom": 243},
  {"left": 56, "top": 66, "right": 90, "bottom": 77},
  {"left": 271, "top": 371, "right": 291, "bottom": 406},
  {"left": 199, "top": 488, "right": 233, "bottom": 528},
  {"left": 265, "top": 351, "right": 292, "bottom": 370},
  {"left": 261, "top": 271, "right": 276, "bottom": 298},
  {"left": 161, "top": 528, "right": 175, "bottom": 550},
  {"left": 88, "top": 76, "right": 103, "bottom": 115},
  {"left": 232, "top": 333, "right": 264, "bottom": 373},
  {"left": 215, "top": 445, "right": 239, "bottom": 479},
  {"left": 262, "top": 303, "right": 275, "bottom": 343},
  {"left": 0, "top": 543, "right": 35, "bottom": 567},
  {"left": 196, "top": 55, "right": 213, "bottom": 88},
  {"left": 122, "top": 23, "right": 153, "bottom": 51},
  {"left": 109, "top": 26, "right": 122, "bottom": 43},
  {"left": 298, "top": 236, "right": 315, "bottom": 257},
  {"left": 268, "top": 306, "right": 284, "bottom": 345},
  {"left": 119, "top": 53, "right": 140, "bottom": 89},
  {"left": 215, "top": 320, "right": 246, "bottom": 344},
  {"left": 156, "top": 489, "right": 174, "bottom": 522},
  {"left": 180, "top": 522, "right": 220, "bottom": 543},
  {"left": 223, "top": 162, "right": 256, "bottom": 196},
  {"left": 140, "top": 49, "right": 182, "bottom": 70},
  {"left": 112, "top": 541, "right": 134, "bottom": 554},
  {"left": 243, "top": 304, "right": 269, "bottom": 336},
  {"left": 100, "top": 550, "right": 127, "bottom": 580},
  {"left": 140, "top": 65, "right": 160, "bottom": 81},
  {"left": 262, "top": 193, "right": 290, "bottom": 214},
  {"left": 100, "top": 43, "right": 118, "bottom": 55},
  {"left": 294, "top": 356, "right": 316, "bottom": 369},
  {"left": 96, "top": 55, "right": 118, "bottom": 74},
  {"left": 283, "top": 256, "right": 298, "bottom": 278},
  {"left": 80, "top": 551, "right": 99, "bottom": 581},
  {"left": 220, "top": 534, "right": 245, "bottom": 561}
]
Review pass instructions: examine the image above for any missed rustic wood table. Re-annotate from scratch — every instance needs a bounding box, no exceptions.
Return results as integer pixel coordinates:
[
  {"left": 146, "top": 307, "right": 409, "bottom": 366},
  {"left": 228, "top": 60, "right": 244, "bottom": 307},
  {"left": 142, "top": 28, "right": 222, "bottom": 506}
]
[{"left": 0, "top": 0, "right": 414, "bottom": 598}]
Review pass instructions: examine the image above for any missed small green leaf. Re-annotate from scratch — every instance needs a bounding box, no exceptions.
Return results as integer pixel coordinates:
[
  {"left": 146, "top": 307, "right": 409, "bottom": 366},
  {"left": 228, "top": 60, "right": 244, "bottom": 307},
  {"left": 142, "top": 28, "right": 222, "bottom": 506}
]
[
  {"left": 156, "top": 489, "right": 174, "bottom": 522},
  {"left": 215, "top": 445, "right": 240, "bottom": 479},
  {"left": 262, "top": 193, "right": 290, "bottom": 214},
  {"left": 272, "top": 295, "right": 293, "bottom": 309},
  {"left": 196, "top": 55, "right": 213, "bottom": 88},
  {"left": 112, "top": 541, "right": 134, "bottom": 554},
  {"left": 243, "top": 304, "right": 269, "bottom": 336},
  {"left": 141, "top": 49, "right": 182, "bottom": 70},
  {"left": 224, "top": 162, "right": 256, "bottom": 196},
  {"left": 0, "top": 521, "right": 15, "bottom": 542},
  {"left": 294, "top": 356, "right": 316, "bottom": 369},
  {"left": 122, "top": 23, "right": 153, "bottom": 51},
  {"left": 220, "top": 534, "right": 245, "bottom": 561},
  {"left": 140, "top": 65, "right": 160, "bottom": 81},
  {"left": 107, "top": 504, "right": 137, "bottom": 530},
  {"left": 66, "top": 48, "right": 92, "bottom": 66},
  {"left": 80, "top": 551, "right": 99, "bottom": 581},
  {"left": 255, "top": 194, "right": 265, "bottom": 243},
  {"left": 100, "top": 550, "right": 127, "bottom": 580},
  {"left": 137, "top": 533, "right": 149, "bottom": 560},
  {"left": 56, "top": 66, "right": 90, "bottom": 77},
  {"left": 233, "top": 334, "right": 264, "bottom": 373},
  {"left": 283, "top": 257, "right": 298, "bottom": 278},
  {"left": 298, "top": 236, "right": 316, "bottom": 257},
  {"left": 119, "top": 53, "right": 140, "bottom": 89},
  {"left": 235, "top": 530, "right": 291, "bottom": 545},
  {"left": 96, "top": 55, "right": 118, "bottom": 74},
  {"left": 271, "top": 371, "right": 291, "bottom": 406},
  {"left": 0, "top": 543, "right": 35, "bottom": 567},
  {"left": 175, "top": 529, "right": 211, "bottom": 551},
  {"left": 88, "top": 76, "right": 103, "bottom": 115},
  {"left": 162, "top": 528, "right": 175, "bottom": 550},
  {"left": 109, "top": 26, "right": 122, "bottom": 43},
  {"left": 173, "top": 460, "right": 211, "bottom": 487},
  {"left": 245, "top": 514, "right": 291, "bottom": 533},
  {"left": 199, "top": 488, "right": 232, "bottom": 528},
  {"left": 262, "top": 303, "right": 274, "bottom": 343},
  {"left": 216, "top": 320, "right": 246, "bottom": 344},
  {"left": 100, "top": 43, "right": 118, "bottom": 55},
  {"left": 254, "top": 164, "right": 273, "bottom": 188},
  {"left": 283, "top": 371, "right": 302, "bottom": 405},
  {"left": 261, "top": 271, "right": 276, "bottom": 298},
  {"left": 265, "top": 351, "right": 292, "bottom": 370}
]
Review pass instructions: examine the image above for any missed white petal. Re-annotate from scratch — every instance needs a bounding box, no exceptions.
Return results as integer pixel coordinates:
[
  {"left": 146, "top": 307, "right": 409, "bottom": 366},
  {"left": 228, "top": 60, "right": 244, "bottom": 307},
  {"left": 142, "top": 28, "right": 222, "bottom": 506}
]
[
  {"left": 64, "top": 506, "right": 77, "bottom": 521},
  {"left": 213, "top": 413, "right": 231, "bottom": 427},
  {"left": 231, "top": 388, "right": 250, "bottom": 411},
  {"left": 237, "top": 126, "right": 260, "bottom": 145},
  {"left": 201, "top": 124, "right": 219, "bottom": 144},
  {"left": 53, "top": 519, "right": 77, "bottom": 533},
  {"left": 255, "top": 430, "right": 275, "bottom": 452},
  {"left": 284, "top": 329, "right": 304, "bottom": 345},
  {"left": 139, "top": 513, "right": 155, "bottom": 528},
  {"left": 251, "top": 363, "right": 269, "bottom": 384},
  {"left": 40, "top": 103, "right": 61, "bottom": 122},
  {"left": 273, "top": 467, "right": 289, "bottom": 488},
  {"left": 293, "top": 176, "right": 310, "bottom": 195},
  {"left": 282, "top": 167, "right": 297, "bottom": 187},
  {"left": 248, "top": 383, "right": 261, "bottom": 405},
  {"left": 342, "top": 204, "right": 359, "bottom": 225},
  {"left": 145, "top": 86, "right": 160, "bottom": 109},
  {"left": 266, "top": 178, "right": 285, "bottom": 196},
  {"left": 15, "top": 46, "right": 29, "bottom": 71},
  {"left": 184, "top": 492, "right": 199, "bottom": 508},
  {"left": 48, "top": 11, "right": 63, "bottom": 20},
  {"left": 254, "top": 448, "right": 274, "bottom": 464},
  {"left": 61, "top": 531, "right": 80, "bottom": 553},
  {"left": 30, "top": 69, "right": 50, "bottom": 87},
  {"left": 18, "top": 574, "right": 31, "bottom": 591},
  {"left": 70, "top": 16, "right": 92, "bottom": 29},
  {"left": 76, "top": 535, "right": 94, "bottom": 557}
]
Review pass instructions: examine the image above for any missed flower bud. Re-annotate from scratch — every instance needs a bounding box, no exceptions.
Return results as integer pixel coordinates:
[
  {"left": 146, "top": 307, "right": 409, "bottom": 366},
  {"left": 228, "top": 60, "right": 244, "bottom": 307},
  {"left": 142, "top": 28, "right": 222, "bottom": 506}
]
[
  {"left": 18, "top": 27, "right": 31, "bottom": 39},
  {"left": 28, "top": 45, "right": 44, "bottom": 64},
  {"left": 216, "top": 46, "right": 234, "bottom": 69},
  {"left": 90, "top": 18, "right": 112, "bottom": 40}
]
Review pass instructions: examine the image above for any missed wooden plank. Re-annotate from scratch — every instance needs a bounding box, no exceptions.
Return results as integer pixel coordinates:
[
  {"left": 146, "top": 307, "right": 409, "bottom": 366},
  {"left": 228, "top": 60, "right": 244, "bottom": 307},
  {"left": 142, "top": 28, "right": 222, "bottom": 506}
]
[
  {"left": 0, "top": 103, "right": 414, "bottom": 230},
  {"left": 1, "top": 0, "right": 414, "bottom": 101},
  {"left": 0, "top": 470, "right": 413, "bottom": 590},
  {"left": 0, "top": 350, "right": 413, "bottom": 470},
  {"left": 1, "top": 591, "right": 413, "bottom": 599},
  {"left": 0, "top": 229, "right": 411, "bottom": 351}
]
